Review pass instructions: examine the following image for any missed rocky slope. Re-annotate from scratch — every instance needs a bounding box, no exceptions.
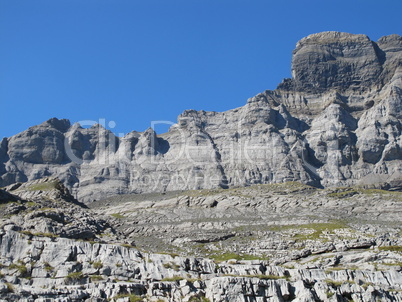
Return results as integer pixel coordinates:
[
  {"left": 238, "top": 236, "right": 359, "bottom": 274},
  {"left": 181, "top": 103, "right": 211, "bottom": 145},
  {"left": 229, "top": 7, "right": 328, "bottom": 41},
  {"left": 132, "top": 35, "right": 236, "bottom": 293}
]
[
  {"left": 92, "top": 182, "right": 402, "bottom": 262},
  {"left": 0, "top": 178, "right": 402, "bottom": 301},
  {"left": 1, "top": 31, "right": 402, "bottom": 202}
]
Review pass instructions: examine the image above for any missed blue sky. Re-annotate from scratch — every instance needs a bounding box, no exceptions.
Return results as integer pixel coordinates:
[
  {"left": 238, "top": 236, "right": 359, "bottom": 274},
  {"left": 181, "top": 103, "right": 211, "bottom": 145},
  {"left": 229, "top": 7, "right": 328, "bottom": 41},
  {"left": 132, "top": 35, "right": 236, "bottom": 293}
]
[{"left": 1, "top": 0, "right": 401, "bottom": 138}]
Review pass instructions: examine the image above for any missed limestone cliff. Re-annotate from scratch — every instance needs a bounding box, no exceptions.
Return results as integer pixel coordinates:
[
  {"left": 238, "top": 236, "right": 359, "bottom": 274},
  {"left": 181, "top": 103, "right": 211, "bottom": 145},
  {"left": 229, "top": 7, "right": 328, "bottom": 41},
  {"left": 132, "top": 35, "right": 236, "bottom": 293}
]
[{"left": 1, "top": 32, "right": 402, "bottom": 202}]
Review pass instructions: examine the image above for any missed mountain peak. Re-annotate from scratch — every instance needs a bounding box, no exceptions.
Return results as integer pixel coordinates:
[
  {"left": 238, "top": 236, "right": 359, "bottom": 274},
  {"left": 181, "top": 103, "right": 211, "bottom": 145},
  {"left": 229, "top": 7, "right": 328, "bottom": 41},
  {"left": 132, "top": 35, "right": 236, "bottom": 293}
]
[
  {"left": 295, "top": 31, "right": 370, "bottom": 48},
  {"left": 42, "top": 118, "right": 71, "bottom": 132},
  {"left": 1, "top": 32, "right": 401, "bottom": 201},
  {"left": 285, "top": 32, "right": 387, "bottom": 93}
]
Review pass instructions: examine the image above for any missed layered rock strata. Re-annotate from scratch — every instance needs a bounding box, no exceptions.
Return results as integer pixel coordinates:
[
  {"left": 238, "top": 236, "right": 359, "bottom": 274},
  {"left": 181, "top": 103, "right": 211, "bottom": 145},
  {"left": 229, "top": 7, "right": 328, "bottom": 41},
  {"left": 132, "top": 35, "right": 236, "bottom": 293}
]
[
  {"left": 1, "top": 32, "right": 402, "bottom": 202},
  {"left": 0, "top": 178, "right": 401, "bottom": 301}
]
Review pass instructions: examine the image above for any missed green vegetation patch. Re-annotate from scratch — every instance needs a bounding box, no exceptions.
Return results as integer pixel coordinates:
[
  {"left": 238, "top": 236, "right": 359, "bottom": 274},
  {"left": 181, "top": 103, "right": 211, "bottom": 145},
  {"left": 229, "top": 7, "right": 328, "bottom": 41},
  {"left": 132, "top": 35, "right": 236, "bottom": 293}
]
[
  {"left": 381, "top": 261, "right": 402, "bottom": 267},
  {"left": 92, "top": 261, "right": 103, "bottom": 269},
  {"left": 362, "top": 282, "right": 374, "bottom": 289},
  {"left": 90, "top": 275, "right": 104, "bottom": 281},
  {"left": 20, "top": 230, "right": 58, "bottom": 238},
  {"left": 163, "top": 263, "right": 180, "bottom": 271},
  {"left": 379, "top": 246, "right": 402, "bottom": 252},
  {"left": 269, "top": 221, "right": 349, "bottom": 241},
  {"left": 327, "top": 187, "right": 402, "bottom": 199},
  {"left": 9, "top": 262, "right": 29, "bottom": 278},
  {"left": 65, "top": 271, "right": 85, "bottom": 281},
  {"left": 111, "top": 213, "right": 126, "bottom": 219},
  {"left": 27, "top": 181, "right": 59, "bottom": 191},
  {"left": 325, "top": 279, "right": 345, "bottom": 287},
  {"left": 43, "top": 262, "right": 54, "bottom": 272},
  {"left": 327, "top": 189, "right": 359, "bottom": 198},
  {"left": 189, "top": 297, "right": 211, "bottom": 302},
  {"left": 112, "top": 294, "right": 143, "bottom": 302},
  {"left": 120, "top": 243, "right": 135, "bottom": 249},
  {"left": 5, "top": 283, "right": 14, "bottom": 293},
  {"left": 159, "top": 251, "right": 180, "bottom": 258}
]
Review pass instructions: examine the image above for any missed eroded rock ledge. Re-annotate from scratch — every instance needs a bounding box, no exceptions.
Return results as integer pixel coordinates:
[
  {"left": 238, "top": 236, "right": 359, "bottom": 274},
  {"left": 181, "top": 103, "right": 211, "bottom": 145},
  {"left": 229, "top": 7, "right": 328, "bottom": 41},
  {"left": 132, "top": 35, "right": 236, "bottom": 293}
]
[
  {"left": 0, "top": 178, "right": 401, "bottom": 301},
  {"left": 0, "top": 229, "right": 401, "bottom": 302}
]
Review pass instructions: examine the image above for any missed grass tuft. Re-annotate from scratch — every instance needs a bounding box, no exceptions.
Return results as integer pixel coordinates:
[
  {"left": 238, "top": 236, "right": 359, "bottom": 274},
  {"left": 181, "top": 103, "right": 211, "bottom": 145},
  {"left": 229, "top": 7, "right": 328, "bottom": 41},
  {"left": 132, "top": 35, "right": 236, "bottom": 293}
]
[
  {"left": 161, "top": 276, "right": 184, "bottom": 282},
  {"left": 90, "top": 275, "right": 104, "bottom": 281},
  {"left": 65, "top": 271, "right": 84, "bottom": 281},
  {"left": 5, "top": 283, "right": 14, "bottom": 293},
  {"left": 9, "top": 262, "right": 29, "bottom": 278},
  {"left": 43, "top": 262, "right": 53, "bottom": 272},
  {"left": 325, "top": 279, "right": 344, "bottom": 287},
  {"left": 111, "top": 213, "right": 125, "bottom": 219},
  {"left": 92, "top": 261, "right": 103, "bottom": 269}
]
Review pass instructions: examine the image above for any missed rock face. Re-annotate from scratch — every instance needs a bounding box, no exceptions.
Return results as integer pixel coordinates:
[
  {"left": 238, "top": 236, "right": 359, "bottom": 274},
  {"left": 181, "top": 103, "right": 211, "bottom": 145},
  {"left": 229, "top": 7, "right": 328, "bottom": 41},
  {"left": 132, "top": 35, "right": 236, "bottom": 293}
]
[
  {"left": 0, "top": 178, "right": 402, "bottom": 301},
  {"left": 1, "top": 228, "right": 400, "bottom": 302},
  {"left": 0, "top": 177, "right": 116, "bottom": 241},
  {"left": 289, "top": 32, "right": 385, "bottom": 93},
  {"left": 1, "top": 32, "right": 402, "bottom": 202},
  {"left": 92, "top": 182, "right": 402, "bottom": 262}
]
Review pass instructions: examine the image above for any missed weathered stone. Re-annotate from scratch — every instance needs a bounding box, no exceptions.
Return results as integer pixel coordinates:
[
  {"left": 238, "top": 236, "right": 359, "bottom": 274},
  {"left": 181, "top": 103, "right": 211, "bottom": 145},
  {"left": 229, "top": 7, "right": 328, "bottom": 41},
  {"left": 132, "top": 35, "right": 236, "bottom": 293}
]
[
  {"left": 0, "top": 32, "right": 401, "bottom": 201},
  {"left": 0, "top": 31, "right": 402, "bottom": 301}
]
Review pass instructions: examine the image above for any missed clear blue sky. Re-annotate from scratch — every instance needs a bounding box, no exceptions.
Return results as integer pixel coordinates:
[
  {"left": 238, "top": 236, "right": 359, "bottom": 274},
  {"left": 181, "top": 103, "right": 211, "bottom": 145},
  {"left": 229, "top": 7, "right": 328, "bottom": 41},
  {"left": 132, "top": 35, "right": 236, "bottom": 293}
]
[{"left": 1, "top": 0, "right": 401, "bottom": 138}]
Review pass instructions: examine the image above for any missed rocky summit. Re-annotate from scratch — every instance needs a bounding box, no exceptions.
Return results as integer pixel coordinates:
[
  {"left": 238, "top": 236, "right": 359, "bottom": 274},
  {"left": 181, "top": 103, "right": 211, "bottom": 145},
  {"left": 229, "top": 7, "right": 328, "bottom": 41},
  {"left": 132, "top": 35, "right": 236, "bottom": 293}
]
[
  {"left": 1, "top": 31, "right": 402, "bottom": 202},
  {"left": 1, "top": 31, "right": 402, "bottom": 301}
]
